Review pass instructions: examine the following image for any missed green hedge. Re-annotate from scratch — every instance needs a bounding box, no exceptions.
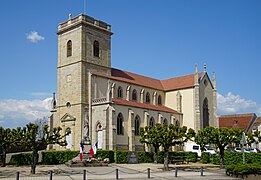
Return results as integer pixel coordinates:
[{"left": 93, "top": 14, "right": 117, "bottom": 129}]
[
  {"left": 157, "top": 151, "right": 197, "bottom": 164},
  {"left": 115, "top": 150, "right": 129, "bottom": 164},
  {"left": 211, "top": 152, "right": 261, "bottom": 165},
  {"left": 137, "top": 151, "right": 154, "bottom": 163},
  {"left": 95, "top": 150, "right": 115, "bottom": 163},
  {"left": 226, "top": 163, "right": 261, "bottom": 178},
  {"left": 9, "top": 153, "right": 32, "bottom": 166},
  {"left": 41, "top": 150, "right": 79, "bottom": 165},
  {"left": 114, "top": 151, "right": 154, "bottom": 163},
  {"left": 201, "top": 152, "right": 211, "bottom": 163}
]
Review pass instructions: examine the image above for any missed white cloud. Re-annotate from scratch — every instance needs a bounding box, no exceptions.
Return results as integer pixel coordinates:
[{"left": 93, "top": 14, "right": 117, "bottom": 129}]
[
  {"left": 0, "top": 98, "right": 52, "bottom": 128},
  {"left": 217, "top": 92, "right": 260, "bottom": 116},
  {"left": 26, "top": 31, "right": 45, "bottom": 43}
]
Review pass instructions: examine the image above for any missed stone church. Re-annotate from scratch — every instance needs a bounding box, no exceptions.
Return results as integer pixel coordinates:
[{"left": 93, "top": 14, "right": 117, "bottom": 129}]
[{"left": 49, "top": 14, "right": 218, "bottom": 151}]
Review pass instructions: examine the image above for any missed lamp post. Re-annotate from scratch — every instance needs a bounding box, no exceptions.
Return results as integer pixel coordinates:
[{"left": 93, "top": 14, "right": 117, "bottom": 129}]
[{"left": 241, "top": 132, "right": 246, "bottom": 164}]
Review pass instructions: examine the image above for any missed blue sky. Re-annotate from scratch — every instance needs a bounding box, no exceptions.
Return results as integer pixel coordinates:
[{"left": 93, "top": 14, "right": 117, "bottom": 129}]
[{"left": 0, "top": 0, "right": 260, "bottom": 128}]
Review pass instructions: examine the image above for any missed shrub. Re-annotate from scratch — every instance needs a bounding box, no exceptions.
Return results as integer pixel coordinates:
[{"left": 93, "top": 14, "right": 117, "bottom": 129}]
[
  {"left": 114, "top": 151, "right": 154, "bottom": 163},
  {"left": 185, "top": 152, "right": 198, "bottom": 162},
  {"left": 115, "top": 150, "right": 129, "bottom": 164},
  {"left": 137, "top": 151, "right": 154, "bottom": 163},
  {"left": 41, "top": 150, "right": 78, "bottom": 165},
  {"left": 9, "top": 153, "right": 32, "bottom": 166},
  {"left": 156, "top": 151, "right": 197, "bottom": 164},
  {"left": 226, "top": 163, "right": 261, "bottom": 178},
  {"left": 95, "top": 150, "right": 115, "bottom": 163},
  {"left": 211, "top": 154, "right": 220, "bottom": 165},
  {"left": 201, "top": 152, "right": 210, "bottom": 163}
]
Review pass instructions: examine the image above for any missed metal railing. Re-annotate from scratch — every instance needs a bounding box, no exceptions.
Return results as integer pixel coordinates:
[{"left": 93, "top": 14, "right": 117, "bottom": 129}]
[{"left": 11, "top": 167, "right": 205, "bottom": 180}]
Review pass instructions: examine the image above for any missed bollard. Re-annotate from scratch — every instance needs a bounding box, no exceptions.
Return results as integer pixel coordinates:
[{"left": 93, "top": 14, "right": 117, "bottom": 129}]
[
  {"left": 147, "top": 168, "right": 150, "bottom": 178},
  {"left": 83, "top": 170, "right": 87, "bottom": 180},
  {"left": 175, "top": 167, "right": 178, "bottom": 177},
  {"left": 16, "top": 172, "right": 19, "bottom": 180},
  {"left": 49, "top": 170, "right": 53, "bottom": 180},
  {"left": 116, "top": 169, "right": 119, "bottom": 179},
  {"left": 200, "top": 166, "right": 204, "bottom": 176}
]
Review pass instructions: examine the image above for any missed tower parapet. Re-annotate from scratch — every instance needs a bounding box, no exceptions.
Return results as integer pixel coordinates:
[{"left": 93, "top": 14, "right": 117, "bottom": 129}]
[{"left": 58, "top": 14, "right": 112, "bottom": 35}]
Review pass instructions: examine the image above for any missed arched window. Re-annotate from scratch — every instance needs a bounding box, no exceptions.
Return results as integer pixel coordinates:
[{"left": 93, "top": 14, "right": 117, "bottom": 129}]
[
  {"left": 117, "top": 86, "right": 123, "bottom": 98},
  {"left": 93, "top": 40, "right": 99, "bottom": 57},
  {"left": 163, "top": 118, "right": 168, "bottom": 125},
  {"left": 145, "top": 92, "right": 150, "bottom": 104},
  {"left": 149, "top": 117, "right": 155, "bottom": 127},
  {"left": 132, "top": 89, "right": 137, "bottom": 101},
  {"left": 158, "top": 95, "right": 162, "bottom": 105},
  {"left": 67, "top": 40, "right": 72, "bottom": 57},
  {"left": 175, "top": 120, "right": 180, "bottom": 127},
  {"left": 203, "top": 98, "right": 209, "bottom": 128},
  {"left": 134, "top": 115, "right": 140, "bottom": 136},
  {"left": 117, "top": 113, "right": 124, "bottom": 135}
]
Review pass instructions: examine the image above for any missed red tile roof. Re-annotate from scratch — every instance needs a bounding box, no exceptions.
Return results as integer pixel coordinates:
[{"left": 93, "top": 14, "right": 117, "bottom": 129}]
[
  {"left": 161, "top": 73, "right": 203, "bottom": 91},
  {"left": 112, "top": 98, "right": 180, "bottom": 114},
  {"left": 219, "top": 113, "right": 257, "bottom": 132},
  {"left": 92, "top": 68, "right": 202, "bottom": 91}
]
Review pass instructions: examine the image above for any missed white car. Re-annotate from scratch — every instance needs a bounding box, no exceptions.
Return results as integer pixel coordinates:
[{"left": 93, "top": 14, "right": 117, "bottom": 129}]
[
  {"left": 234, "top": 147, "right": 250, "bottom": 153},
  {"left": 246, "top": 148, "right": 260, "bottom": 153},
  {"left": 185, "top": 142, "right": 216, "bottom": 157}
]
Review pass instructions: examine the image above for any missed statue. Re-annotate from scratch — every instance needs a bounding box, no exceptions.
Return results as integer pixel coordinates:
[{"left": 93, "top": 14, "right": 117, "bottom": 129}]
[{"left": 82, "top": 107, "right": 90, "bottom": 145}]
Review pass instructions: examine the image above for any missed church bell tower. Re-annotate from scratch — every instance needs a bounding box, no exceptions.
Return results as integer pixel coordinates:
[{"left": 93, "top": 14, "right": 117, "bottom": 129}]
[{"left": 52, "top": 14, "right": 113, "bottom": 150}]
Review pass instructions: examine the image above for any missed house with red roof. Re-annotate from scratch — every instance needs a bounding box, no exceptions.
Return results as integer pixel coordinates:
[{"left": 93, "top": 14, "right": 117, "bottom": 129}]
[
  {"left": 49, "top": 14, "right": 218, "bottom": 151},
  {"left": 219, "top": 113, "right": 258, "bottom": 132}
]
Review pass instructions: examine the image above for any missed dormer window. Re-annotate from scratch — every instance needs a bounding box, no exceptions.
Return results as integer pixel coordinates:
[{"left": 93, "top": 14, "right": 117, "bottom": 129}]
[
  {"left": 93, "top": 40, "right": 99, "bottom": 57},
  {"left": 67, "top": 40, "right": 72, "bottom": 57},
  {"left": 117, "top": 86, "right": 123, "bottom": 98},
  {"left": 145, "top": 92, "right": 150, "bottom": 104}
]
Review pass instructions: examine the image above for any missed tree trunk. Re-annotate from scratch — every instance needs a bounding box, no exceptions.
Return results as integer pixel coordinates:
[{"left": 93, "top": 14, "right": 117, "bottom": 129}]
[
  {"left": 163, "top": 151, "right": 169, "bottom": 171},
  {"left": 219, "top": 147, "right": 225, "bottom": 168},
  {"left": 0, "top": 149, "right": 6, "bottom": 167},
  {"left": 31, "top": 150, "right": 38, "bottom": 174},
  {"left": 154, "top": 145, "right": 158, "bottom": 163}
]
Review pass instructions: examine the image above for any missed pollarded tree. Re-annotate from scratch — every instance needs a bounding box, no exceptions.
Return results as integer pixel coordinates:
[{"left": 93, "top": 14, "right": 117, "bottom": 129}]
[
  {"left": 140, "top": 124, "right": 162, "bottom": 163},
  {"left": 196, "top": 127, "right": 244, "bottom": 168},
  {"left": 0, "top": 127, "right": 15, "bottom": 167},
  {"left": 17, "top": 123, "right": 71, "bottom": 174},
  {"left": 159, "top": 124, "right": 195, "bottom": 171},
  {"left": 195, "top": 126, "right": 215, "bottom": 152},
  {"left": 140, "top": 123, "right": 195, "bottom": 171}
]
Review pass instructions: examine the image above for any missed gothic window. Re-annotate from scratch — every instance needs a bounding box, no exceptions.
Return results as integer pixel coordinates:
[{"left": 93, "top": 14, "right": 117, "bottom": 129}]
[
  {"left": 203, "top": 98, "right": 209, "bottom": 128},
  {"left": 163, "top": 118, "right": 168, "bottom": 125},
  {"left": 117, "top": 86, "right": 123, "bottom": 98},
  {"left": 158, "top": 95, "right": 162, "bottom": 105},
  {"left": 149, "top": 117, "right": 155, "bottom": 127},
  {"left": 145, "top": 92, "right": 150, "bottom": 104},
  {"left": 134, "top": 115, "right": 140, "bottom": 136},
  {"left": 93, "top": 40, "right": 100, "bottom": 57},
  {"left": 117, "top": 113, "right": 124, "bottom": 135},
  {"left": 132, "top": 89, "right": 137, "bottom": 101},
  {"left": 175, "top": 120, "right": 180, "bottom": 127},
  {"left": 67, "top": 40, "right": 72, "bottom": 57}
]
